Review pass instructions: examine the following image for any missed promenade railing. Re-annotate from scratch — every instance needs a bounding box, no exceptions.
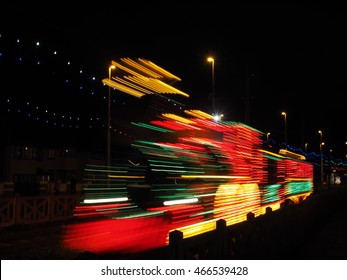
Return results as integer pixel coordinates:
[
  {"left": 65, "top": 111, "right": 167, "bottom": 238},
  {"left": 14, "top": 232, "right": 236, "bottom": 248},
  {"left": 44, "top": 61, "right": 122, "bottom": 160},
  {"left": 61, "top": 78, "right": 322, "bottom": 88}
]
[{"left": 0, "top": 194, "right": 80, "bottom": 228}]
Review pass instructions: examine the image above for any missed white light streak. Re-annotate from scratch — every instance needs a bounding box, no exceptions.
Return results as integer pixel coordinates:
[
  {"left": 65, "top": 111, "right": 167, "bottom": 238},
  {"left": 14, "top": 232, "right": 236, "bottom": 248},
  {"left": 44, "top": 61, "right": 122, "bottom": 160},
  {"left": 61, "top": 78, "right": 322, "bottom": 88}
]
[{"left": 83, "top": 197, "right": 128, "bottom": 204}]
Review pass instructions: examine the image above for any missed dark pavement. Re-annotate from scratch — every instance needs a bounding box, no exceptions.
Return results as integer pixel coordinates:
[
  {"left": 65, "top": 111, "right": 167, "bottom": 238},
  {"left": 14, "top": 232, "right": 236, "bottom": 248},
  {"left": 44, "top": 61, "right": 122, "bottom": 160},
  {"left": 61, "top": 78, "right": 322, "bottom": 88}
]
[
  {"left": 0, "top": 220, "right": 83, "bottom": 260},
  {"left": 296, "top": 186, "right": 347, "bottom": 259}
]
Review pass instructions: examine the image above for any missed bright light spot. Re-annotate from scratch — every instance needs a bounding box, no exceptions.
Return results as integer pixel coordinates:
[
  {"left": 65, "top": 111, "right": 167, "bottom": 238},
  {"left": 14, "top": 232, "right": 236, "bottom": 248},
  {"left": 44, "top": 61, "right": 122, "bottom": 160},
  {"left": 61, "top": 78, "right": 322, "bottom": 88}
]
[
  {"left": 213, "top": 114, "right": 223, "bottom": 122},
  {"left": 213, "top": 115, "right": 220, "bottom": 122},
  {"left": 84, "top": 197, "right": 129, "bottom": 204},
  {"left": 163, "top": 197, "right": 198, "bottom": 206}
]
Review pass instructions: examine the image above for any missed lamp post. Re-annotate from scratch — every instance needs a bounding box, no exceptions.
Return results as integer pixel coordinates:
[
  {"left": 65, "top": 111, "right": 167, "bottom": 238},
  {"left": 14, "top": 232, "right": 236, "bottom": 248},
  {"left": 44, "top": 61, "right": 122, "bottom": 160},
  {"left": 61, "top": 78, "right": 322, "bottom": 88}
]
[
  {"left": 266, "top": 132, "right": 270, "bottom": 146},
  {"left": 318, "top": 130, "right": 324, "bottom": 188},
  {"left": 207, "top": 57, "right": 215, "bottom": 112},
  {"left": 107, "top": 65, "right": 115, "bottom": 170},
  {"left": 281, "top": 112, "right": 287, "bottom": 149},
  {"left": 329, "top": 148, "right": 333, "bottom": 189}
]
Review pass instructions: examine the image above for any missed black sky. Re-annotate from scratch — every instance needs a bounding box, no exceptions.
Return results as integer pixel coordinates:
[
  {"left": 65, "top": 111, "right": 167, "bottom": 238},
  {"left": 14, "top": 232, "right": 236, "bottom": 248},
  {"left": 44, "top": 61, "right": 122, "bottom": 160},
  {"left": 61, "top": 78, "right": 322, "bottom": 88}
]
[{"left": 1, "top": 2, "right": 347, "bottom": 156}]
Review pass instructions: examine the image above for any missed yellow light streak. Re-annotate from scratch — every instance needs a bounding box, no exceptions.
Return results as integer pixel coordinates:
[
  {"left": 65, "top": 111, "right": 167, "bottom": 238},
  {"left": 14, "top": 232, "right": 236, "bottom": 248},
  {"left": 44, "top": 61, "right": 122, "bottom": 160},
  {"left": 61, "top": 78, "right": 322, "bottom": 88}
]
[
  {"left": 102, "top": 78, "right": 145, "bottom": 98},
  {"left": 285, "top": 177, "right": 313, "bottom": 182},
  {"left": 184, "top": 110, "right": 214, "bottom": 120},
  {"left": 121, "top": 57, "right": 163, "bottom": 79},
  {"left": 125, "top": 76, "right": 189, "bottom": 97},
  {"left": 169, "top": 218, "right": 218, "bottom": 239},
  {"left": 259, "top": 149, "right": 286, "bottom": 158},
  {"left": 113, "top": 76, "right": 153, "bottom": 95},
  {"left": 213, "top": 183, "right": 261, "bottom": 226},
  {"left": 287, "top": 193, "right": 312, "bottom": 204},
  {"left": 125, "top": 75, "right": 165, "bottom": 94},
  {"left": 155, "top": 79, "right": 189, "bottom": 97},
  {"left": 161, "top": 113, "right": 196, "bottom": 124},
  {"left": 279, "top": 149, "right": 306, "bottom": 160},
  {"left": 138, "top": 58, "right": 182, "bottom": 81},
  {"left": 111, "top": 60, "right": 145, "bottom": 78}
]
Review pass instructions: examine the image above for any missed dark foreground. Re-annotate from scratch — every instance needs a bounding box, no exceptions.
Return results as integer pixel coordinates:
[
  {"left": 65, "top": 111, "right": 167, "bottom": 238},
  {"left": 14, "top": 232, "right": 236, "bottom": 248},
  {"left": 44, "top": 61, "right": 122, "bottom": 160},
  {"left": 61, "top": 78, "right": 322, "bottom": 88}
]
[{"left": 1, "top": 185, "right": 347, "bottom": 260}]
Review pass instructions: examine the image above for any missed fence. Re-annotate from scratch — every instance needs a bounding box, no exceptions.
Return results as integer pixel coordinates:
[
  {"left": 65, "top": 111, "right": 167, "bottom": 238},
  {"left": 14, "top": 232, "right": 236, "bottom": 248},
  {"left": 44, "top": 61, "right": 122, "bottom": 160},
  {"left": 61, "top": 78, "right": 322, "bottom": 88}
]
[
  {"left": 107, "top": 187, "right": 347, "bottom": 260},
  {"left": 1, "top": 187, "right": 346, "bottom": 259},
  {"left": 168, "top": 188, "right": 347, "bottom": 259},
  {"left": 0, "top": 194, "right": 80, "bottom": 227}
]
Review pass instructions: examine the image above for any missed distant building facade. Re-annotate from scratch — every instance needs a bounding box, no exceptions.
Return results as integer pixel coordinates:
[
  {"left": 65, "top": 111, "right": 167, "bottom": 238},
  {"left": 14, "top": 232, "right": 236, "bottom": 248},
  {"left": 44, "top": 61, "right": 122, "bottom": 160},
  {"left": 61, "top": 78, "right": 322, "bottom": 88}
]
[{"left": 0, "top": 144, "right": 104, "bottom": 196}]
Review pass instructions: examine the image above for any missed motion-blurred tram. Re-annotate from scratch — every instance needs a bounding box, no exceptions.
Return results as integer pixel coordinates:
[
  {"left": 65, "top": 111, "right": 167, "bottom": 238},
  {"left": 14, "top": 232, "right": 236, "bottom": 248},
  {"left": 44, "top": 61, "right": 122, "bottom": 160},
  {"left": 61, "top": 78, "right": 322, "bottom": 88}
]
[
  {"left": 62, "top": 58, "right": 314, "bottom": 255},
  {"left": 63, "top": 115, "right": 313, "bottom": 254}
]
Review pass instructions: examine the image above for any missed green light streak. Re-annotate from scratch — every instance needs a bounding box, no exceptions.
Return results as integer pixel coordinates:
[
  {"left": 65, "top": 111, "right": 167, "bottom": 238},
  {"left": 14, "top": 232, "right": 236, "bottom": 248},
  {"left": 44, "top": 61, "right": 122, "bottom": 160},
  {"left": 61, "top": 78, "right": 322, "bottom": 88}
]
[
  {"left": 115, "top": 210, "right": 165, "bottom": 219},
  {"left": 263, "top": 154, "right": 282, "bottom": 161},
  {"left": 286, "top": 181, "right": 313, "bottom": 195},
  {"left": 262, "top": 184, "right": 281, "bottom": 203},
  {"left": 150, "top": 164, "right": 185, "bottom": 169},
  {"left": 131, "top": 122, "right": 173, "bottom": 133},
  {"left": 151, "top": 168, "right": 190, "bottom": 173},
  {"left": 148, "top": 159, "right": 183, "bottom": 165}
]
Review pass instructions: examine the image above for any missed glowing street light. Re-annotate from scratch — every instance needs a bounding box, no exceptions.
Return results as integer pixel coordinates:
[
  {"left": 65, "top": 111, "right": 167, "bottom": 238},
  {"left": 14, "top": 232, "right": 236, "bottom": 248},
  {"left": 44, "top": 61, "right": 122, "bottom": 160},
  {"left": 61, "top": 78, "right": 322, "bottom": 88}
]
[
  {"left": 266, "top": 132, "right": 270, "bottom": 146},
  {"left": 213, "top": 113, "right": 224, "bottom": 122},
  {"left": 281, "top": 112, "right": 287, "bottom": 149},
  {"left": 107, "top": 65, "right": 116, "bottom": 170},
  {"left": 318, "top": 130, "right": 324, "bottom": 187},
  {"left": 207, "top": 57, "right": 215, "bottom": 112}
]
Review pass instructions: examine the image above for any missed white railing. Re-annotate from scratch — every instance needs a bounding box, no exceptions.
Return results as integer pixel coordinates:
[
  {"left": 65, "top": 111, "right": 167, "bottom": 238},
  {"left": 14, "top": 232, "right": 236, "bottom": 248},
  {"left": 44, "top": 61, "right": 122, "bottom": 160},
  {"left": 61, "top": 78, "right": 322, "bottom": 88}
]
[{"left": 0, "top": 194, "right": 80, "bottom": 227}]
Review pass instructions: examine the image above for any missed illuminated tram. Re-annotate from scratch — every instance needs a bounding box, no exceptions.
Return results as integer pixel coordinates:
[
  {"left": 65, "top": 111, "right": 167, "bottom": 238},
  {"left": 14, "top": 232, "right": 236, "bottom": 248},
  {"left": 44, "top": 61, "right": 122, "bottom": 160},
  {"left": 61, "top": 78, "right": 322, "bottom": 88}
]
[{"left": 62, "top": 58, "right": 314, "bottom": 254}]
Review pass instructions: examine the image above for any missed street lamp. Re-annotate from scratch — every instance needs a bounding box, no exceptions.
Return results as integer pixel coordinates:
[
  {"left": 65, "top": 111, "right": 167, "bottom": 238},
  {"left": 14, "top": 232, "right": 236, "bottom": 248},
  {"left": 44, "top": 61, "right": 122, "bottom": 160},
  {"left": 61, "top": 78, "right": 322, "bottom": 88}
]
[
  {"left": 281, "top": 112, "right": 287, "bottom": 149},
  {"left": 207, "top": 57, "right": 215, "bottom": 112},
  {"left": 318, "top": 130, "right": 324, "bottom": 188},
  {"left": 266, "top": 132, "right": 270, "bottom": 146},
  {"left": 107, "top": 65, "right": 116, "bottom": 170}
]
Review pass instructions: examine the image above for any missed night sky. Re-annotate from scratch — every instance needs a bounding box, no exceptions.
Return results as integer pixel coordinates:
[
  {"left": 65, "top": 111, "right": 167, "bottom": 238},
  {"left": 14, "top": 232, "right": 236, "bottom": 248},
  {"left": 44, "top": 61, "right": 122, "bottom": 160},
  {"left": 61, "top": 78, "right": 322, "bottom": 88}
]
[{"left": 1, "top": 2, "right": 347, "bottom": 157}]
